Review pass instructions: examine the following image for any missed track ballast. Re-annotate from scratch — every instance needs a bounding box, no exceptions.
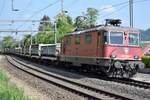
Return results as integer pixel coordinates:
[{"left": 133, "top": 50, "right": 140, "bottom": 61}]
[{"left": 7, "top": 56, "right": 132, "bottom": 100}]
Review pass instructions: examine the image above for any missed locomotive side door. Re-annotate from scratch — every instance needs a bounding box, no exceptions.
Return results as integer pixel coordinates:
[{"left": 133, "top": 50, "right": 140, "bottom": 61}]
[{"left": 97, "top": 31, "right": 103, "bottom": 57}]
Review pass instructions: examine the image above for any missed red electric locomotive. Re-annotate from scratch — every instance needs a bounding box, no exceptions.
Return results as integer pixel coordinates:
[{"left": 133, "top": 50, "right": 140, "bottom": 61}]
[{"left": 60, "top": 19, "right": 144, "bottom": 78}]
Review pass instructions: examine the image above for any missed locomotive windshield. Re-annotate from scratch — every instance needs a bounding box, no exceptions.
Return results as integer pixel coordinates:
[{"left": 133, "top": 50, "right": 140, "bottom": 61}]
[
  {"left": 110, "top": 32, "right": 123, "bottom": 45},
  {"left": 128, "top": 33, "right": 139, "bottom": 45}
]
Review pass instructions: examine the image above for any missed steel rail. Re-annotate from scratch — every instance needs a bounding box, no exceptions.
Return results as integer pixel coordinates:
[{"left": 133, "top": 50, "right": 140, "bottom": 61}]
[
  {"left": 110, "top": 78, "right": 150, "bottom": 89},
  {"left": 7, "top": 56, "right": 132, "bottom": 100}
]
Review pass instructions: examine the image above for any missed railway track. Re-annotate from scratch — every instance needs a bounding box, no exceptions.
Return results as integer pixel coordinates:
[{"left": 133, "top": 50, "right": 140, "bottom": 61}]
[
  {"left": 109, "top": 78, "right": 150, "bottom": 90},
  {"left": 6, "top": 56, "right": 132, "bottom": 100}
]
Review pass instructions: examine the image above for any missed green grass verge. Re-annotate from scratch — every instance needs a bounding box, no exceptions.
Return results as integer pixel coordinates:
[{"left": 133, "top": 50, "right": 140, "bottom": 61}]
[
  {"left": 142, "top": 56, "right": 150, "bottom": 68},
  {"left": 0, "top": 69, "right": 30, "bottom": 100}
]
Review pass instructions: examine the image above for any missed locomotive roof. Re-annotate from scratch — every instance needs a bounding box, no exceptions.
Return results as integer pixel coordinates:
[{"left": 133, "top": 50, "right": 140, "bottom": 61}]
[{"left": 66, "top": 25, "right": 140, "bottom": 36}]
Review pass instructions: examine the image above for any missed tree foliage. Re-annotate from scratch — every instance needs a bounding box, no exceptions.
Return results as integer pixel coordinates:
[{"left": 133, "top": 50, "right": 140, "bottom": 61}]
[
  {"left": 22, "top": 34, "right": 31, "bottom": 47},
  {"left": 55, "top": 13, "right": 74, "bottom": 42},
  {"left": 74, "top": 16, "right": 88, "bottom": 29},
  {"left": 74, "top": 7, "right": 99, "bottom": 29},
  {"left": 2, "top": 36, "right": 18, "bottom": 48},
  {"left": 34, "top": 15, "right": 54, "bottom": 44},
  {"left": 21, "top": 7, "right": 99, "bottom": 46},
  {"left": 86, "top": 8, "right": 99, "bottom": 27},
  {"left": 38, "top": 15, "right": 53, "bottom": 31}
]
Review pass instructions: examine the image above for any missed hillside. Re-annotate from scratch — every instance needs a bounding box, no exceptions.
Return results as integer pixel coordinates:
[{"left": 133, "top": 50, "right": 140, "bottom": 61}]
[{"left": 141, "top": 28, "right": 150, "bottom": 41}]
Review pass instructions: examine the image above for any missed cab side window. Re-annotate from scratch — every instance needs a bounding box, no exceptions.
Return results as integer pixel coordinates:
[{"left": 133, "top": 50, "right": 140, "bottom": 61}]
[
  {"left": 98, "top": 32, "right": 101, "bottom": 45},
  {"left": 66, "top": 37, "right": 71, "bottom": 45},
  {"left": 75, "top": 35, "right": 80, "bottom": 44},
  {"left": 85, "top": 34, "right": 92, "bottom": 44},
  {"left": 104, "top": 32, "right": 108, "bottom": 44}
]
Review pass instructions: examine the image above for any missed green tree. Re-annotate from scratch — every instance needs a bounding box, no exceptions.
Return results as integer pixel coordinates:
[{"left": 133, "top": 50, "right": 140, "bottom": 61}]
[
  {"left": 55, "top": 13, "right": 75, "bottom": 42},
  {"left": 34, "top": 15, "right": 54, "bottom": 44},
  {"left": 74, "top": 16, "right": 88, "bottom": 29},
  {"left": 22, "top": 34, "right": 31, "bottom": 47},
  {"left": 2, "top": 36, "right": 17, "bottom": 48},
  {"left": 86, "top": 7, "right": 99, "bottom": 27},
  {"left": 38, "top": 15, "right": 53, "bottom": 31},
  {"left": 34, "top": 31, "right": 54, "bottom": 44},
  {"left": 74, "top": 7, "right": 99, "bottom": 29}
]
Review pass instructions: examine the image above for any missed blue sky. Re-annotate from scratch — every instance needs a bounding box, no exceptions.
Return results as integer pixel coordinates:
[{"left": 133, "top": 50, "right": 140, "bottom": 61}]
[{"left": 0, "top": 0, "right": 150, "bottom": 39}]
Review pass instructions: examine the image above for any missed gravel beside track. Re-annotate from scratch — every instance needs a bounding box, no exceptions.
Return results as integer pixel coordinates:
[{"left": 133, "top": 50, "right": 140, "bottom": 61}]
[
  {"left": 132, "top": 73, "right": 150, "bottom": 83},
  {"left": 7, "top": 55, "right": 150, "bottom": 100},
  {"left": 1, "top": 55, "right": 83, "bottom": 100},
  {"left": 7, "top": 56, "right": 133, "bottom": 100},
  {"left": 107, "top": 78, "right": 150, "bottom": 89}
]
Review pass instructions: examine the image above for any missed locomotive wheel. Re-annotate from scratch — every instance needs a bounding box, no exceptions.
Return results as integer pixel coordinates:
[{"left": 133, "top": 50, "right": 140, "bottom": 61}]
[
  {"left": 108, "top": 68, "right": 125, "bottom": 78},
  {"left": 103, "top": 66, "right": 130, "bottom": 78},
  {"left": 102, "top": 61, "right": 138, "bottom": 78}
]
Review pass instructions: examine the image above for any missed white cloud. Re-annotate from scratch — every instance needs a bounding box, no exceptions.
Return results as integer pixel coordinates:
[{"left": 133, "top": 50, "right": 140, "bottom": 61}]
[{"left": 100, "top": 5, "right": 116, "bottom": 13}]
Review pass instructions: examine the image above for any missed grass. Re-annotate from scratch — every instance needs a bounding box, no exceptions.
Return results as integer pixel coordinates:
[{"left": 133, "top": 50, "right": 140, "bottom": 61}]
[{"left": 0, "top": 69, "right": 30, "bottom": 100}]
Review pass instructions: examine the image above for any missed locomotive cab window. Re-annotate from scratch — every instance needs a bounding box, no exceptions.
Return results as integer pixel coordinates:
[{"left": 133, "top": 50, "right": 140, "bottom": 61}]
[
  {"left": 85, "top": 34, "right": 92, "bottom": 44},
  {"left": 128, "top": 33, "right": 139, "bottom": 45},
  {"left": 66, "top": 37, "right": 71, "bottom": 45},
  {"left": 110, "top": 32, "right": 123, "bottom": 45},
  {"left": 104, "top": 32, "right": 108, "bottom": 44},
  {"left": 75, "top": 35, "right": 80, "bottom": 44}
]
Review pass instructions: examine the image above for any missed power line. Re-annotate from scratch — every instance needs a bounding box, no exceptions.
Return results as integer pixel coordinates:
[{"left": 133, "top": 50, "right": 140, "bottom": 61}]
[
  {"left": 99, "top": 0, "right": 150, "bottom": 23},
  {"left": 10, "top": 0, "right": 150, "bottom": 32},
  {"left": 0, "top": 20, "right": 51, "bottom": 23},
  {"left": 17, "top": 0, "right": 61, "bottom": 30},
  {"left": 99, "top": 4, "right": 128, "bottom": 22},
  {"left": 29, "top": 0, "right": 60, "bottom": 19},
  {"left": 99, "top": 0, "right": 149, "bottom": 12},
  {"left": 17, "top": 0, "right": 33, "bottom": 18},
  {"left": 23, "top": 0, "right": 32, "bottom": 10},
  {"left": 99, "top": 1, "right": 128, "bottom": 11},
  {"left": 65, "top": 0, "right": 79, "bottom": 9}
]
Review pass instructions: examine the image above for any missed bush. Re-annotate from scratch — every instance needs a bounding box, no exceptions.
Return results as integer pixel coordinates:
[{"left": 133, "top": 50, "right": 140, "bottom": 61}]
[
  {"left": 142, "top": 56, "right": 150, "bottom": 68},
  {"left": 0, "top": 69, "right": 30, "bottom": 100}
]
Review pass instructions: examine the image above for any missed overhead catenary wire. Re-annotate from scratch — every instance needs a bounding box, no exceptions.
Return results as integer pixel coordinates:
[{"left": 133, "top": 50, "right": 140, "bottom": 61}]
[
  {"left": 16, "top": 0, "right": 61, "bottom": 30},
  {"left": 8, "top": 0, "right": 150, "bottom": 35},
  {"left": 97, "top": 0, "right": 150, "bottom": 12},
  {"left": 16, "top": 0, "right": 128, "bottom": 32},
  {"left": 99, "top": 4, "right": 129, "bottom": 21},
  {"left": 65, "top": 0, "right": 79, "bottom": 9},
  {"left": 99, "top": 0, "right": 150, "bottom": 23},
  {"left": 98, "top": 1, "right": 128, "bottom": 11},
  {"left": 16, "top": 0, "right": 33, "bottom": 19}
]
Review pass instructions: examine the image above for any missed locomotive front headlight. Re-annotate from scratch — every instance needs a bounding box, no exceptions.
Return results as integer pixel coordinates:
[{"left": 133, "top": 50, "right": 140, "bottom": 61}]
[
  {"left": 110, "top": 54, "right": 116, "bottom": 58},
  {"left": 134, "top": 55, "right": 139, "bottom": 59}
]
